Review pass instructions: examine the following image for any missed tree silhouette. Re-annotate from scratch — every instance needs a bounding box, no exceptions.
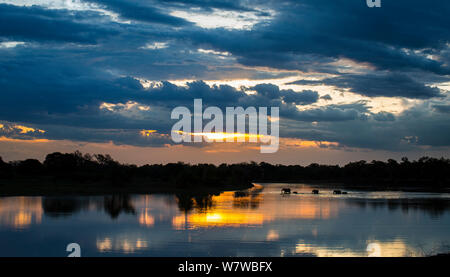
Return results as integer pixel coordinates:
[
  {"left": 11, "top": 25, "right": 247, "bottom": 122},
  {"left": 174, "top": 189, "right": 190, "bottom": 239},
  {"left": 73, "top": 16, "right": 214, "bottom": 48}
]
[{"left": 1, "top": 152, "right": 449, "bottom": 189}]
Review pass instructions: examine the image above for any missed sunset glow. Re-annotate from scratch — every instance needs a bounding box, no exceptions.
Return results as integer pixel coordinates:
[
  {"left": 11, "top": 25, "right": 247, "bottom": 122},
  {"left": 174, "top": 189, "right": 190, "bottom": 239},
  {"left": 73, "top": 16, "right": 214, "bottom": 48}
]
[
  {"left": 0, "top": 0, "right": 449, "bottom": 262},
  {"left": 174, "top": 131, "right": 265, "bottom": 142}
]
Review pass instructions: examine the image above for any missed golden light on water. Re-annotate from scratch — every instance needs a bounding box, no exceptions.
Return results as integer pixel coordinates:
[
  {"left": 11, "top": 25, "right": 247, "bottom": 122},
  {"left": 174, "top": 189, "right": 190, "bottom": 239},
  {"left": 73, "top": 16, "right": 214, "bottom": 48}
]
[
  {"left": 96, "top": 237, "right": 148, "bottom": 253},
  {"left": 0, "top": 197, "right": 43, "bottom": 229},
  {"left": 96, "top": 238, "right": 113, "bottom": 252},
  {"left": 172, "top": 212, "right": 266, "bottom": 229},
  {"left": 13, "top": 212, "right": 32, "bottom": 227},
  {"left": 170, "top": 185, "right": 336, "bottom": 229},
  {"left": 139, "top": 209, "right": 155, "bottom": 227},
  {"left": 266, "top": 230, "right": 280, "bottom": 241},
  {"left": 0, "top": 186, "right": 435, "bottom": 257},
  {"left": 295, "top": 239, "right": 416, "bottom": 257}
]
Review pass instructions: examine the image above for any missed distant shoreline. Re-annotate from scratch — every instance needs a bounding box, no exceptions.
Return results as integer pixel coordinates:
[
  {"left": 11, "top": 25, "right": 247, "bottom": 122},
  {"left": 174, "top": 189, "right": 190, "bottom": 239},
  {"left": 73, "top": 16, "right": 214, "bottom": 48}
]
[
  {"left": 0, "top": 178, "right": 253, "bottom": 197},
  {"left": 2, "top": 178, "right": 449, "bottom": 197},
  {"left": 254, "top": 181, "right": 450, "bottom": 193},
  {"left": 1, "top": 152, "right": 449, "bottom": 196}
]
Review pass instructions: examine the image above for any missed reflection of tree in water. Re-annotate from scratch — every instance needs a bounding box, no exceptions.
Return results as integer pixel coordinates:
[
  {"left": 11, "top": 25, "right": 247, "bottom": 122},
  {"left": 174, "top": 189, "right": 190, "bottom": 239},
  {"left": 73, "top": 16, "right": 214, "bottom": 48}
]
[
  {"left": 175, "top": 188, "right": 264, "bottom": 213},
  {"left": 42, "top": 197, "right": 86, "bottom": 217},
  {"left": 175, "top": 193, "right": 214, "bottom": 212},
  {"left": 42, "top": 195, "right": 136, "bottom": 219},
  {"left": 232, "top": 186, "right": 264, "bottom": 210},
  {"left": 175, "top": 194, "right": 194, "bottom": 212},
  {"left": 398, "top": 199, "right": 450, "bottom": 219},
  {"left": 103, "top": 195, "right": 135, "bottom": 219},
  {"left": 194, "top": 195, "right": 214, "bottom": 211},
  {"left": 347, "top": 198, "right": 450, "bottom": 218}
]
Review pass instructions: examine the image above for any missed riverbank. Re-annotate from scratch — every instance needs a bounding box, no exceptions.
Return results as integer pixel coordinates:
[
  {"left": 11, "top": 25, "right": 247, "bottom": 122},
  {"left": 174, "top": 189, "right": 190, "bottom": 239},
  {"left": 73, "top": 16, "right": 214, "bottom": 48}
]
[
  {"left": 1, "top": 177, "right": 449, "bottom": 196},
  {"left": 0, "top": 177, "right": 253, "bottom": 197},
  {"left": 255, "top": 180, "right": 450, "bottom": 193}
]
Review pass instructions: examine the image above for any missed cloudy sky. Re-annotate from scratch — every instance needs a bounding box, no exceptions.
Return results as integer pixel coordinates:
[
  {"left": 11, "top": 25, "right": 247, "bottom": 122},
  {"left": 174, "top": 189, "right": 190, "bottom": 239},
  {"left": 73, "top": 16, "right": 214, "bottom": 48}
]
[{"left": 0, "top": 0, "right": 449, "bottom": 165}]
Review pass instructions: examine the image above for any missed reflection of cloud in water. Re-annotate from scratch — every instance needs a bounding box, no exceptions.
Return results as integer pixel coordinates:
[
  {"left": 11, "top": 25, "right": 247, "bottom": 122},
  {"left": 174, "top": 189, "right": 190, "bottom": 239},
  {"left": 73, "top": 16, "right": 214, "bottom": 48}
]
[
  {"left": 139, "top": 209, "right": 155, "bottom": 227},
  {"left": 96, "top": 237, "right": 148, "bottom": 254},
  {"left": 0, "top": 197, "right": 42, "bottom": 229},
  {"left": 1, "top": 184, "right": 450, "bottom": 257},
  {"left": 103, "top": 195, "right": 136, "bottom": 219},
  {"left": 134, "top": 195, "right": 179, "bottom": 227},
  {"left": 346, "top": 198, "right": 450, "bottom": 218},
  {"left": 295, "top": 239, "right": 418, "bottom": 257},
  {"left": 266, "top": 230, "right": 279, "bottom": 241}
]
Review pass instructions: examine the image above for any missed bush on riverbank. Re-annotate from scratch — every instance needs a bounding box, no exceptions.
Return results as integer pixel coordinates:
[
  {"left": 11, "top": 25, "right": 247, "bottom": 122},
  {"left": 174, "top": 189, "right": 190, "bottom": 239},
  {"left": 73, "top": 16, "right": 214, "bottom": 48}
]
[{"left": 0, "top": 152, "right": 449, "bottom": 189}]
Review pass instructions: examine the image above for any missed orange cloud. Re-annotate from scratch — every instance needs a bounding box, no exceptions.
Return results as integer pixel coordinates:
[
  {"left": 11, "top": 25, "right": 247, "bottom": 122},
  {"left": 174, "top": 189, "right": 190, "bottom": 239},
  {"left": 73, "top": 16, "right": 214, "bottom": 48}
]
[
  {"left": 15, "top": 125, "right": 45, "bottom": 134},
  {"left": 0, "top": 136, "right": 50, "bottom": 143},
  {"left": 0, "top": 123, "right": 45, "bottom": 134},
  {"left": 140, "top": 130, "right": 157, "bottom": 137},
  {"left": 281, "top": 138, "right": 339, "bottom": 149}
]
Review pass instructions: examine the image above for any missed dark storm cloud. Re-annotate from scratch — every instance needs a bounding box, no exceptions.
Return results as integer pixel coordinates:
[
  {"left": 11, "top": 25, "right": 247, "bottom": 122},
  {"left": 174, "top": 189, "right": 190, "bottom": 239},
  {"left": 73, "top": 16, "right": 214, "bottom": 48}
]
[
  {"left": 0, "top": 4, "right": 116, "bottom": 43},
  {"left": 0, "top": 52, "right": 448, "bottom": 150},
  {"left": 2, "top": 0, "right": 450, "bottom": 75},
  {"left": 280, "top": 104, "right": 450, "bottom": 151},
  {"left": 288, "top": 73, "right": 444, "bottom": 99},
  {"left": 373, "top": 112, "right": 395, "bottom": 122},
  {"left": 289, "top": 106, "right": 362, "bottom": 122},
  {"left": 84, "top": 0, "right": 189, "bottom": 26},
  {"left": 0, "top": 47, "right": 322, "bottom": 143},
  {"left": 433, "top": 105, "right": 450, "bottom": 114},
  {"left": 178, "top": 0, "right": 450, "bottom": 75},
  {"left": 274, "top": 100, "right": 371, "bottom": 124},
  {"left": 0, "top": 0, "right": 449, "bottom": 152},
  {"left": 282, "top": 90, "right": 319, "bottom": 105},
  {"left": 320, "top": 94, "right": 332, "bottom": 101},
  {"left": 246, "top": 84, "right": 318, "bottom": 105}
]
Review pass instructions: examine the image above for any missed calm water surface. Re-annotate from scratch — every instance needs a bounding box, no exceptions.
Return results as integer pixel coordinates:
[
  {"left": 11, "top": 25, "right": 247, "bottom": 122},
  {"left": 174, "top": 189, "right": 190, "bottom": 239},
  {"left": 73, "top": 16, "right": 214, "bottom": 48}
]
[{"left": 1, "top": 183, "right": 450, "bottom": 257}]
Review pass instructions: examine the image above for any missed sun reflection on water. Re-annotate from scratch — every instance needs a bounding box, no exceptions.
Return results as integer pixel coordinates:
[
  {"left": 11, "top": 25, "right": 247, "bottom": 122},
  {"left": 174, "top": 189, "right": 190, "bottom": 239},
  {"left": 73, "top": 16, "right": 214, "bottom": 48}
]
[
  {"left": 295, "top": 239, "right": 418, "bottom": 257},
  {"left": 169, "top": 184, "right": 337, "bottom": 229}
]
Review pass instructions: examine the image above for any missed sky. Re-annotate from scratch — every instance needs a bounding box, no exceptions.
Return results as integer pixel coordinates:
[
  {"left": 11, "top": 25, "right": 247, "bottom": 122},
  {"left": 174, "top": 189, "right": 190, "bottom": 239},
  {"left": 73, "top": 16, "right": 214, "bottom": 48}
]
[{"left": 0, "top": 0, "right": 449, "bottom": 165}]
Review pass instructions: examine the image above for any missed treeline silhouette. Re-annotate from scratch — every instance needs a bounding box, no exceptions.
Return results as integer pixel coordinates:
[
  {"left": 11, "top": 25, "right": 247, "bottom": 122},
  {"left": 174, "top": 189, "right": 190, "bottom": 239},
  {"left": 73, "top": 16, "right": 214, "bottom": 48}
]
[
  {"left": 0, "top": 151, "right": 251, "bottom": 188},
  {"left": 0, "top": 151, "right": 449, "bottom": 189}
]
